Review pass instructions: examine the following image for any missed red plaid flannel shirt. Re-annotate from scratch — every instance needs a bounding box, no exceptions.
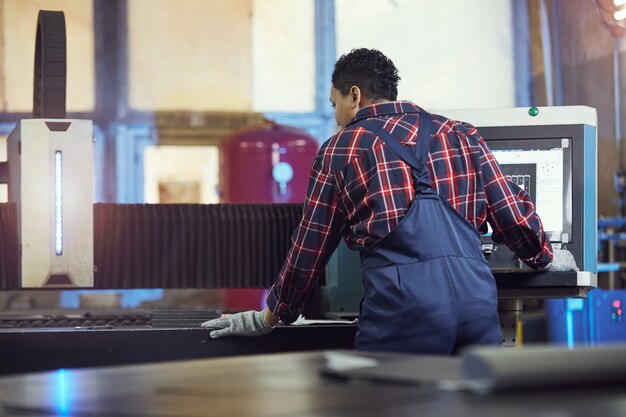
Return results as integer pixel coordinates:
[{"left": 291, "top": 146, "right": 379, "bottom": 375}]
[{"left": 267, "top": 101, "right": 553, "bottom": 322}]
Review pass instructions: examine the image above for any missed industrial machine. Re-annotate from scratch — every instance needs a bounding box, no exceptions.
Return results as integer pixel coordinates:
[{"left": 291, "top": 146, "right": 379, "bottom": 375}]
[
  {"left": 0, "top": 10, "right": 354, "bottom": 376},
  {"left": 459, "top": 106, "right": 597, "bottom": 278},
  {"left": 7, "top": 119, "right": 94, "bottom": 288},
  {"left": 0, "top": 11, "right": 94, "bottom": 289}
]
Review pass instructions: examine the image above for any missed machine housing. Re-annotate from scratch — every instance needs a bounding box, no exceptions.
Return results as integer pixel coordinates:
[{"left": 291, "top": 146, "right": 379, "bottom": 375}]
[{"left": 7, "top": 119, "right": 94, "bottom": 288}]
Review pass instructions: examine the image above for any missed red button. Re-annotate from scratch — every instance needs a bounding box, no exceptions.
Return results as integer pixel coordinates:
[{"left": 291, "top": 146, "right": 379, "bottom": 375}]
[{"left": 613, "top": 300, "right": 622, "bottom": 309}]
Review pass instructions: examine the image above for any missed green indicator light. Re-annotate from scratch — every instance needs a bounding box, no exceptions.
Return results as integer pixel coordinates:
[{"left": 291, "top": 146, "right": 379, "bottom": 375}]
[{"left": 528, "top": 106, "right": 539, "bottom": 117}]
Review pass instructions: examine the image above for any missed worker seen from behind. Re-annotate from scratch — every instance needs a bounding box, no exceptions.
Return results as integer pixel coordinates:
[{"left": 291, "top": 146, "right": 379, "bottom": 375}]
[{"left": 202, "top": 48, "right": 578, "bottom": 353}]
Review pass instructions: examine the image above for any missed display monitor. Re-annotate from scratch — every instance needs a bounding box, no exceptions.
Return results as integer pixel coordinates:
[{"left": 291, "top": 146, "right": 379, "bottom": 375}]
[{"left": 486, "top": 137, "right": 572, "bottom": 244}]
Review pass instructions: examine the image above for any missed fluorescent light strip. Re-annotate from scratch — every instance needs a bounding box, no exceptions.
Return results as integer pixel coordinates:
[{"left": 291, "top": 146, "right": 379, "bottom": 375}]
[
  {"left": 55, "top": 151, "right": 63, "bottom": 255},
  {"left": 615, "top": 7, "right": 626, "bottom": 21}
]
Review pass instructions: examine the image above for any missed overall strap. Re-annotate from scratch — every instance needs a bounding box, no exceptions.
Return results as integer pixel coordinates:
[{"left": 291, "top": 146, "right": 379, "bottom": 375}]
[{"left": 358, "top": 111, "right": 433, "bottom": 192}]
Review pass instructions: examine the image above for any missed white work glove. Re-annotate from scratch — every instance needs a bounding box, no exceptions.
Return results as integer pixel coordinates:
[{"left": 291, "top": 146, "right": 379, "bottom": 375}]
[
  {"left": 545, "top": 248, "right": 579, "bottom": 272},
  {"left": 201, "top": 310, "right": 275, "bottom": 338}
]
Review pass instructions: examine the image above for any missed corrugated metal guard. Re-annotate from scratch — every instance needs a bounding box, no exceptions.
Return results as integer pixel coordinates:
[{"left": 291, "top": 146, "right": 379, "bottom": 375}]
[{"left": 0, "top": 203, "right": 303, "bottom": 289}]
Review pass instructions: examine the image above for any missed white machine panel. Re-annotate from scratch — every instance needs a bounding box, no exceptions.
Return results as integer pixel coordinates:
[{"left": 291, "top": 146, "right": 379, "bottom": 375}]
[
  {"left": 437, "top": 105, "right": 597, "bottom": 128},
  {"left": 8, "top": 119, "right": 94, "bottom": 288}
]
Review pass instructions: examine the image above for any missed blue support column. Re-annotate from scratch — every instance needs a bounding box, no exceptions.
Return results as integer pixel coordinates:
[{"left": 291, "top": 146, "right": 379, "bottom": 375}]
[
  {"left": 315, "top": 0, "right": 337, "bottom": 141},
  {"left": 512, "top": 0, "right": 533, "bottom": 107},
  {"left": 550, "top": 0, "right": 564, "bottom": 106},
  {"left": 539, "top": 0, "right": 554, "bottom": 106}
]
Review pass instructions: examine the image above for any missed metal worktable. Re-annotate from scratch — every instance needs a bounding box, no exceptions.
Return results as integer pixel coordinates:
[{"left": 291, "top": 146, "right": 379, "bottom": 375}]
[
  {"left": 0, "top": 324, "right": 357, "bottom": 376},
  {"left": 0, "top": 271, "right": 597, "bottom": 375}
]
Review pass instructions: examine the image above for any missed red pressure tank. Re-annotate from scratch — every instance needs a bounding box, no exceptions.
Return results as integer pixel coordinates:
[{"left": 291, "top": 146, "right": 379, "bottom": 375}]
[
  {"left": 219, "top": 121, "right": 320, "bottom": 311},
  {"left": 220, "top": 121, "right": 320, "bottom": 203}
]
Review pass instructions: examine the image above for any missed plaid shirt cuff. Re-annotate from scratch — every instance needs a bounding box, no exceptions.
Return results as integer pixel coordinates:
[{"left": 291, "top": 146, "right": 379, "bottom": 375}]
[
  {"left": 265, "top": 287, "right": 301, "bottom": 324},
  {"left": 520, "top": 241, "right": 554, "bottom": 270}
]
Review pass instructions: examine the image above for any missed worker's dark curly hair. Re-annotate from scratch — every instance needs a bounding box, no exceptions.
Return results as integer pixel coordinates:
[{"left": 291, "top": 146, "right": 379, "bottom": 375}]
[{"left": 331, "top": 48, "right": 400, "bottom": 101}]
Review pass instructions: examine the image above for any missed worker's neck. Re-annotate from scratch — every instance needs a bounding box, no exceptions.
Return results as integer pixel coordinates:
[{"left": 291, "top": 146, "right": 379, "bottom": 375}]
[{"left": 362, "top": 97, "right": 393, "bottom": 107}]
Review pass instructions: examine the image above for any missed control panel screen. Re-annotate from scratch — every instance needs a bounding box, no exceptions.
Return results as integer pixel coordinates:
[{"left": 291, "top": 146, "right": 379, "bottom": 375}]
[{"left": 486, "top": 138, "right": 572, "bottom": 243}]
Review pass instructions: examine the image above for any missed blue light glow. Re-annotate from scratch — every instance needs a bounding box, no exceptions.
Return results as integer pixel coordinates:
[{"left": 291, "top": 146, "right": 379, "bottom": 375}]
[
  {"left": 55, "top": 151, "right": 63, "bottom": 255},
  {"left": 59, "top": 289, "right": 164, "bottom": 309},
  {"left": 565, "top": 299, "right": 584, "bottom": 350},
  {"left": 54, "top": 368, "right": 70, "bottom": 415},
  {"left": 566, "top": 308, "right": 574, "bottom": 349},
  {"left": 597, "top": 263, "right": 620, "bottom": 273},
  {"left": 588, "top": 291, "right": 596, "bottom": 345}
]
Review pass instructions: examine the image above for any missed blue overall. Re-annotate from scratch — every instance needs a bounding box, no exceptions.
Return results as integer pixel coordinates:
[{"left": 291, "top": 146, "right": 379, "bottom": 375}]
[{"left": 354, "top": 111, "right": 502, "bottom": 354}]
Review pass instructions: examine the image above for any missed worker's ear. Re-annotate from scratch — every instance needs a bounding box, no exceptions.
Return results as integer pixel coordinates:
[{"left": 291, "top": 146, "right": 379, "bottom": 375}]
[{"left": 349, "top": 86, "right": 361, "bottom": 109}]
